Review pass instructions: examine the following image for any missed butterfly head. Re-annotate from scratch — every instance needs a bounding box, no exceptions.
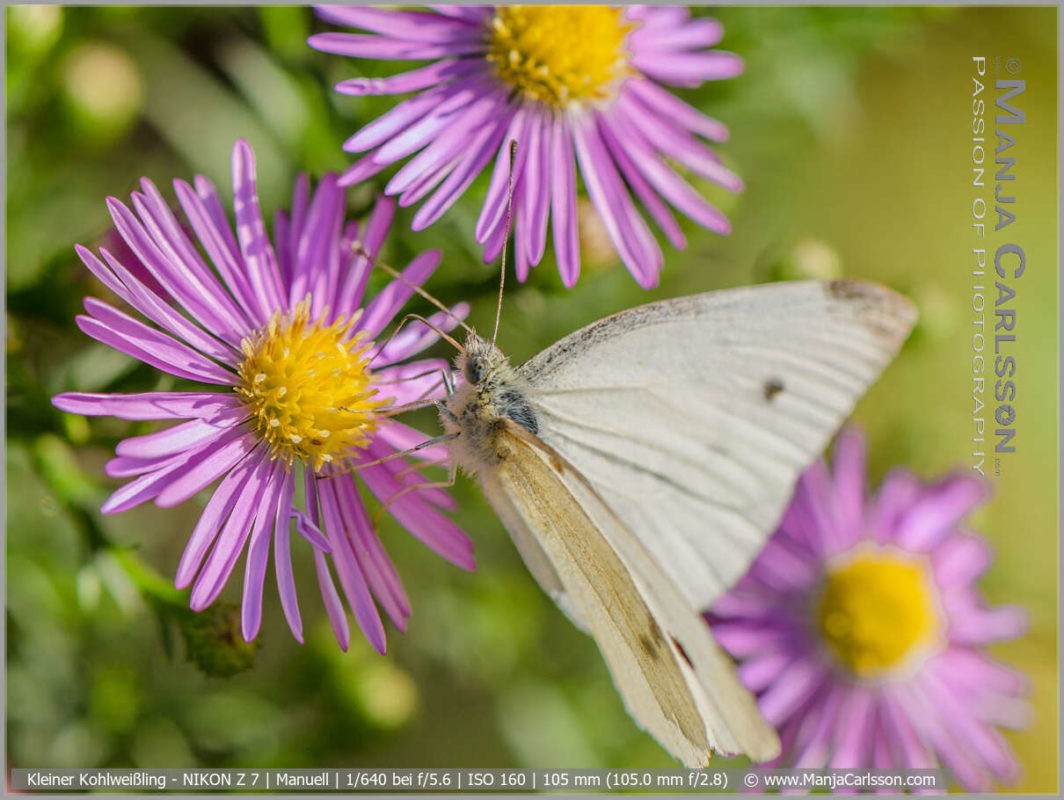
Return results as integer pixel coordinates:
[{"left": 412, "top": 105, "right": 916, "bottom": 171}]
[
  {"left": 460, "top": 332, "right": 511, "bottom": 387},
  {"left": 440, "top": 333, "right": 539, "bottom": 471}
]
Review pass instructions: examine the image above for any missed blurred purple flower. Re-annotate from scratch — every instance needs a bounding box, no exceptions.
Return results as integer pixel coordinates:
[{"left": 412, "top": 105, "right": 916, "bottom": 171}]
[
  {"left": 309, "top": 5, "right": 743, "bottom": 289},
  {"left": 53, "top": 139, "right": 474, "bottom": 654},
  {"left": 708, "top": 428, "right": 1028, "bottom": 791}
]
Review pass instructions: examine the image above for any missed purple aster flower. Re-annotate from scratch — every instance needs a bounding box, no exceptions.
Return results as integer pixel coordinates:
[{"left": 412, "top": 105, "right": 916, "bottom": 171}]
[
  {"left": 52, "top": 139, "right": 474, "bottom": 654},
  {"left": 309, "top": 5, "right": 743, "bottom": 289},
  {"left": 707, "top": 428, "right": 1029, "bottom": 791}
]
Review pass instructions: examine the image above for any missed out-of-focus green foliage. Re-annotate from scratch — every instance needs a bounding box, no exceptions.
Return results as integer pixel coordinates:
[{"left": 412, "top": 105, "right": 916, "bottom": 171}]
[{"left": 5, "top": 6, "right": 1057, "bottom": 791}]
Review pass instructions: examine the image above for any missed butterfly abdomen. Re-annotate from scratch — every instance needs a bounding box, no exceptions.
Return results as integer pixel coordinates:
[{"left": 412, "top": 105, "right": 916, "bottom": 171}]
[{"left": 441, "top": 334, "right": 539, "bottom": 472}]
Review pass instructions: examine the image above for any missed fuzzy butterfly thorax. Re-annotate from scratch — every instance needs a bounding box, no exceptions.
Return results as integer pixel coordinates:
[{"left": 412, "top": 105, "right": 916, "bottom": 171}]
[{"left": 440, "top": 333, "right": 539, "bottom": 473}]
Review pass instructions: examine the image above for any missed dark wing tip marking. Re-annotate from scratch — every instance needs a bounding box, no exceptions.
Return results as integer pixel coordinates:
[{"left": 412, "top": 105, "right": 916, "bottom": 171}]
[{"left": 825, "top": 280, "right": 918, "bottom": 343}]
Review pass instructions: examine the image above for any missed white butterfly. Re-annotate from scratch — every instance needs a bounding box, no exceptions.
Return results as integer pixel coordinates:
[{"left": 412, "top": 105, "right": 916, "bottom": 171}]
[{"left": 436, "top": 279, "right": 916, "bottom": 767}]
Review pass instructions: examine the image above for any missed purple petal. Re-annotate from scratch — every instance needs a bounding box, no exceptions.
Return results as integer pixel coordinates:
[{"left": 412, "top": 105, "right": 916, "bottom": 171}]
[
  {"left": 77, "top": 302, "right": 235, "bottom": 386},
  {"left": 333, "top": 473, "right": 411, "bottom": 628},
  {"left": 625, "top": 78, "right": 729, "bottom": 142},
  {"left": 133, "top": 178, "right": 253, "bottom": 318},
  {"left": 757, "top": 658, "right": 829, "bottom": 727},
  {"left": 280, "top": 173, "right": 311, "bottom": 284},
  {"left": 101, "top": 455, "right": 192, "bottom": 515},
  {"left": 633, "top": 51, "right": 744, "bottom": 86},
  {"left": 154, "top": 426, "right": 258, "bottom": 509},
  {"left": 314, "top": 548, "right": 350, "bottom": 651},
  {"left": 52, "top": 391, "right": 238, "bottom": 421},
  {"left": 232, "top": 140, "right": 287, "bottom": 315},
  {"left": 931, "top": 532, "right": 991, "bottom": 587},
  {"left": 308, "top": 32, "right": 484, "bottom": 60},
  {"left": 738, "top": 649, "right": 795, "bottom": 693},
  {"left": 920, "top": 670, "right": 1021, "bottom": 784},
  {"left": 115, "top": 408, "right": 246, "bottom": 459},
  {"left": 293, "top": 508, "right": 333, "bottom": 552},
  {"left": 830, "top": 428, "right": 867, "bottom": 548},
  {"left": 290, "top": 173, "right": 343, "bottom": 317},
  {"left": 894, "top": 475, "right": 988, "bottom": 552},
  {"left": 411, "top": 100, "right": 515, "bottom": 231},
  {"left": 357, "top": 250, "right": 441, "bottom": 339},
  {"left": 318, "top": 478, "right": 387, "bottom": 653},
  {"left": 165, "top": 447, "right": 261, "bottom": 568},
  {"left": 189, "top": 449, "right": 275, "bottom": 611},
  {"left": 335, "top": 58, "right": 481, "bottom": 96},
  {"left": 78, "top": 245, "right": 237, "bottom": 364},
  {"left": 614, "top": 94, "right": 742, "bottom": 192},
  {"left": 342, "top": 76, "right": 484, "bottom": 153},
  {"left": 934, "top": 648, "right": 1029, "bottom": 697},
  {"left": 948, "top": 604, "right": 1027, "bottom": 646},
  {"left": 597, "top": 116, "right": 686, "bottom": 250},
  {"left": 174, "top": 179, "right": 266, "bottom": 326},
  {"left": 826, "top": 688, "right": 875, "bottom": 768},
  {"left": 791, "top": 686, "right": 844, "bottom": 768},
  {"left": 710, "top": 619, "right": 792, "bottom": 658},
  {"left": 571, "top": 116, "right": 661, "bottom": 288},
  {"left": 603, "top": 108, "right": 732, "bottom": 235},
  {"left": 549, "top": 116, "right": 581, "bottom": 287},
  {"left": 365, "top": 437, "right": 456, "bottom": 511},
  {"left": 476, "top": 107, "right": 530, "bottom": 242},
  {"left": 629, "top": 17, "right": 723, "bottom": 51},
  {"left": 272, "top": 472, "right": 303, "bottom": 642},
  {"left": 315, "top": 6, "right": 484, "bottom": 42},
  {"left": 337, "top": 150, "right": 392, "bottom": 187},
  {"left": 385, "top": 93, "right": 504, "bottom": 196},
  {"left": 358, "top": 454, "right": 473, "bottom": 570},
  {"left": 106, "top": 197, "right": 248, "bottom": 343},
  {"left": 131, "top": 181, "right": 256, "bottom": 334},
  {"left": 522, "top": 109, "right": 551, "bottom": 265},
  {"left": 242, "top": 461, "right": 286, "bottom": 640},
  {"left": 867, "top": 469, "right": 923, "bottom": 542},
  {"left": 335, "top": 196, "right": 396, "bottom": 313},
  {"left": 878, "top": 689, "right": 936, "bottom": 770},
  {"left": 432, "top": 6, "right": 492, "bottom": 23}
]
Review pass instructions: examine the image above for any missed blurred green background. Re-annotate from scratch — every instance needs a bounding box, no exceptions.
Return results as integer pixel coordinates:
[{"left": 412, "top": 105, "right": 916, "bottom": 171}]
[{"left": 5, "top": 5, "right": 1058, "bottom": 792}]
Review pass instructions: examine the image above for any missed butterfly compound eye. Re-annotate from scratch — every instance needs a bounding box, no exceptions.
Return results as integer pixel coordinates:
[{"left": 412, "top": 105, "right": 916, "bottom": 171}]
[{"left": 465, "top": 354, "right": 486, "bottom": 385}]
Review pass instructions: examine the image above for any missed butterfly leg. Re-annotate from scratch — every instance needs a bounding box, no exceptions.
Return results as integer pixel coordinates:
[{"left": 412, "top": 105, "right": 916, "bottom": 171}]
[{"left": 370, "top": 456, "right": 459, "bottom": 527}]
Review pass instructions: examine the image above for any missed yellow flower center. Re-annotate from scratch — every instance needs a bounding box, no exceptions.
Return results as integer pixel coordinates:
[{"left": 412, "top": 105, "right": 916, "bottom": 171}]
[
  {"left": 486, "top": 6, "right": 634, "bottom": 107},
  {"left": 815, "top": 548, "right": 941, "bottom": 678},
  {"left": 236, "top": 301, "right": 385, "bottom": 471}
]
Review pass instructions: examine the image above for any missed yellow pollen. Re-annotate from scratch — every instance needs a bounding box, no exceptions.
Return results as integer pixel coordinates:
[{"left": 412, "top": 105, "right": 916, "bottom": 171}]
[
  {"left": 236, "top": 300, "right": 386, "bottom": 471},
  {"left": 814, "top": 548, "right": 942, "bottom": 678},
  {"left": 486, "top": 6, "right": 634, "bottom": 107}
]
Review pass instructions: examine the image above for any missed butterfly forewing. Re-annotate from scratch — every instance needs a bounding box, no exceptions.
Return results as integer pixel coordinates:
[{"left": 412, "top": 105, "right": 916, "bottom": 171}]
[{"left": 518, "top": 280, "right": 917, "bottom": 611}]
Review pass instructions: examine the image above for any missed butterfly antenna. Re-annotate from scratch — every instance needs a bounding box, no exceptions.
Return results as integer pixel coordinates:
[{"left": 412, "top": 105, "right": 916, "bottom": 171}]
[
  {"left": 352, "top": 243, "right": 473, "bottom": 337},
  {"left": 491, "top": 139, "right": 519, "bottom": 347}
]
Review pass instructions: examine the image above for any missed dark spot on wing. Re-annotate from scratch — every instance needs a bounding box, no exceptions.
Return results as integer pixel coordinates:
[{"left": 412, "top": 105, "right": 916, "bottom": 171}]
[
  {"left": 639, "top": 634, "right": 661, "bottom": 661},
  {"left": 670, "top": 635, "right": 693, "bottom": 669},
  {"left": 763, "top": 378, "right": 784, "bottom": 401},
  {"left": 548, "top": 451, "right": 564, "bottom": 473}
]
